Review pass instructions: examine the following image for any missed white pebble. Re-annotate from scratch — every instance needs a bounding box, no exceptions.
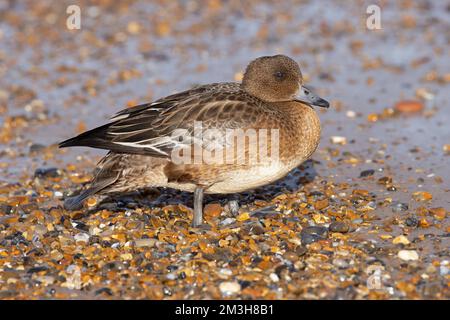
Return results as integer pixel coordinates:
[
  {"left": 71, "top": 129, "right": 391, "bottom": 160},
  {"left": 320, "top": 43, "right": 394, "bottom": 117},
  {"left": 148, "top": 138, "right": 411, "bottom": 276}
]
[
  {"left": 74, "top": 233, "right": 89, "bottom": 243},
  {"left": 134, "top": 238, "right": 157, "bottom": 248},
  {"left": 269, "top": 273, "right": 279, "bottom": 282},
  {"left": 330, "top": 136, "right": 347, "bottom": 145},
  {"left": 398, "top": 250, "right": 419, "bottom": 261},
  {"left": 221, "top": 218, "right": 235, "bottom": 226},
  {"left": 346, "top": 110, "right": 356, "bottom": 118},
  {"left": 219, "top": 281, "right": 241, "bottom": 296}
]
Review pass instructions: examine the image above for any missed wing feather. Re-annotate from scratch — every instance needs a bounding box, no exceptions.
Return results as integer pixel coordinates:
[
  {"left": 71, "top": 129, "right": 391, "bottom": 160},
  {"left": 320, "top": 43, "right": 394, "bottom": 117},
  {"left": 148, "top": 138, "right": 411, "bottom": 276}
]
[{"left": 59, "top": 82, "right": 263, "bottom": 158}]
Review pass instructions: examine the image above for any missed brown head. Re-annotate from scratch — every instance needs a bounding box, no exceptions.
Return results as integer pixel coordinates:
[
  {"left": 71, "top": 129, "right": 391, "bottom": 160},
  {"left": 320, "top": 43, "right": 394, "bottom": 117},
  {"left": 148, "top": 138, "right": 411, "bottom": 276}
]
[{"left": 241, "top": 54, "right": 329, "bottom": 108}]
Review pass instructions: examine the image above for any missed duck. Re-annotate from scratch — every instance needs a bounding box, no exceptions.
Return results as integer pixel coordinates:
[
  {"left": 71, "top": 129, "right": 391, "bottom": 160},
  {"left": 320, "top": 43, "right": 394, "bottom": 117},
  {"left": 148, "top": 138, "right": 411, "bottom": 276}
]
[{"left": 59, "top": 54, "right": 329, "bottom": 227}]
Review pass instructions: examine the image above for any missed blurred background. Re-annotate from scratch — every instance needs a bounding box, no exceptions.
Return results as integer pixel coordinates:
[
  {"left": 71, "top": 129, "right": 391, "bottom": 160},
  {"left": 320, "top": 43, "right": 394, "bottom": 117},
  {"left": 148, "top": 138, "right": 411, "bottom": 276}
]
[{"left": 0, "top": 0, "right": 448, "bottom": 299}]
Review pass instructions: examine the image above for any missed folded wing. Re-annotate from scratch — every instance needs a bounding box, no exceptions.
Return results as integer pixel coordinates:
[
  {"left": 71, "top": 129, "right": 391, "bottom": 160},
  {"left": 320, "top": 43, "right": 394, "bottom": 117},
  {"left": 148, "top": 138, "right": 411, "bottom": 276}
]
[{"left": 59, "top": 83, "right": 261, "bottom": 158}]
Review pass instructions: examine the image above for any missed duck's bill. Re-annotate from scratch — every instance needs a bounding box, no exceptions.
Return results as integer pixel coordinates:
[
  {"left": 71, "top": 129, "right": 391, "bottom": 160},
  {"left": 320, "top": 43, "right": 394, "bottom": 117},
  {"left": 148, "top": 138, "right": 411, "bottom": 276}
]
[{"left": 294, "top": 85, "right": 330, "bottom": 108}]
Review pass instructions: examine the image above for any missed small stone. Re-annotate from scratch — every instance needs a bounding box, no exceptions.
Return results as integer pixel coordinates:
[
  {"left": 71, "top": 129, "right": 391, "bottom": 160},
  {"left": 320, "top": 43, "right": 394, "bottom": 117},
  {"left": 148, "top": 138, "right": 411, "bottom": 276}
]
[
  {"left": 314, "top": 199, "right": 329, "bottom": 210},
  {"left": 405, "top": 217, "right": 419, "bottom": 227},
  {"left": 367, "top": 113, "right": 379, "bottom": 122},
  {"left": 439, "top": 262, "right": 449, "bottom": 276},
  {"left": 386, "top": 185, "right": 397, "bottom": 191},
  {"left": 412, "top": 191, "right": 432, "bottom": 201},
  {"left": 29, "top": 144, "right": 46, "bottom": 153},
  {"left": 127, "top": 21, "right": 141, "bottom": 34},
  {"left": 419, "top": 218, "right": 431, "bottom": 228},
  {"left": 219, "top": 281, "right": 241, "bottom": 296},
  {"left": 394, "top": 100, "right": 423, "bottom": 113},
  {"left": 269, "top": 273, "right": 279, "bottom": 282},
  {"left": 36, "top": 275, "right": 55, "bottom": 286},
  {"left": 443, "top": 144, "right": 450, "bottom": 154},
  {"left": 391, "top": 201, "right": 408, "bottom": 212},
  {"left": 346, "top": 110, "right": 356, "bottom": 118},
  {"left": 224, "top": 200, "right": 240, "bottom": 216},
  {"left": 246, "top": 221, "right": 265, "bottom": 235},
  {"left": 429, "top": 207, "right": 446, "bottom": 220},
  {"left": 398, "top": 250, "right": 419, "bottom": 261},
  {"left": 86, "top": 197, "right": 98, "bottom": 207},
  {"left": 392, "top": 235, "right": 410, "bottom": 245},
  {"left": 332, "top": 258, "right": 349, "bottom": 269},
  {"left": 329, "top": 221, "right": 350, "bottom": 233},
  {"left": 359, "top": 169, "right": 375, "bottom": 178},
  {"left": 236, "top": 212, "right": 250, "bottom": 222},
  {"left": 134, "top": 238, "right": 157, "bottom": 248},
  {"left": 34, "top": 167, "right": 61, "bottom": 178},
  {"left": 295, "top": 246, "right": 307, "bottom": 256},
  {"left": 74, "top": 233, "right": 89, "bottom": 243},
  {"left": 163, "top": 287, "right": 172, "bottom": 296},
  {"left": 300, "top": 226, "right": 328, "bottom": 245},
  {"left": 204, "top": 203, "right": 222, "bottom": 217},
  {"left": 220, "top": 217, "right": 235, "bottom": 226},
  {"left": 166, "top": 272, "right": 177, "bottom": 280},
  {"left": 120, "top": 253, "right": 133, "bottom": 260},
  {"left": 53, "top": 191, "right": 63, "bottom": 198},
  {"left": 415, "top": 88, "right": 434, "bottom": 100},
  {"left": 330, "top": 136, "right": 347, "bottom": 145}
]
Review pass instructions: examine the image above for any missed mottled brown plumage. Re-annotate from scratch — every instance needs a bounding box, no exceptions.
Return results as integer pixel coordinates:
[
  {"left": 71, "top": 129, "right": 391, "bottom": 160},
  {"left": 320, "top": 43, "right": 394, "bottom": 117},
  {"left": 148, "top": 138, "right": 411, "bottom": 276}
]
[{"left": 59, "top": 54, "right": 329, "bottom": 226}]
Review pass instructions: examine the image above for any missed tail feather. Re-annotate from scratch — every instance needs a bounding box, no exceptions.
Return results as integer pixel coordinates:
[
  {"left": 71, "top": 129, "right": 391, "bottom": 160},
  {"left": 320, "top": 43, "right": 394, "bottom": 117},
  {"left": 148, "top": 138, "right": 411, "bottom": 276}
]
[
  {"left": 64, "top": 188, "right": 97, "bottom": 210},
  {"left": 64, "top": 175, "right": 119, "bottom": 210},
  {"left": 58, "top": 124, "right": 153, "bottom": 155},
  {"left": 59, "top": 124, "right": 111, "bottom": 149}
]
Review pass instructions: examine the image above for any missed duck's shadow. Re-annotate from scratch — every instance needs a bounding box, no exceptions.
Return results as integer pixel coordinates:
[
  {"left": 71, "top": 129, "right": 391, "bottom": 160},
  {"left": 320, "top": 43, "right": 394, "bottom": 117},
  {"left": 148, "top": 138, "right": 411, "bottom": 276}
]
[{"left": 95, "top": 159, "right": 318, "bottom": 212}]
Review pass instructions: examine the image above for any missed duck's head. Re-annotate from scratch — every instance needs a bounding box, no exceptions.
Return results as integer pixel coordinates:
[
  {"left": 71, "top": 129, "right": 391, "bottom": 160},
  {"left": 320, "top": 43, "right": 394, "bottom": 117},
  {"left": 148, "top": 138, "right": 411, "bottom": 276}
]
[{"left": 241, "top": 54, "right": 329, "bottom": 108}]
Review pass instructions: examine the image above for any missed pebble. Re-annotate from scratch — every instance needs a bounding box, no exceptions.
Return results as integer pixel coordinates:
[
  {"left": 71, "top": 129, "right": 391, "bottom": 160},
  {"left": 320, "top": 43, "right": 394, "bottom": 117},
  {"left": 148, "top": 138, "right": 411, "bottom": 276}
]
[
  {"left": 443, "top": 144, "right": 450, "bottom": 154},
  {"left": 440, "top": 266, "right": 449, "bottom": 276},
  {"left": 220, "top": 217, "right": 235, "bottom": 226},
  {"left": 219, "top": 281, "right": 241, "bottom": 296},
  {"left": 330, "top": 136, "right": 347, "bottom": 145},
  {"left": 346, "top": 110, "right": 356, "bottom": 118},
  {"left": 269, "top": 273, "right": 280, "bottom": 282},
  {"left": 74, "top": 233, "right": 89, "bottom": 243},
  {"left": 392, "top": 235, "right": 410, "bottom": 245},
  {"left": 246, "top": 221, "right": 265, "bottom": 235},
  {"left": 391, "top": 201, "right": 408, "bottom": 212},
  {"left": 204, "top": 203, "right": 223, "bottom": 217},
  {"left": 53, "top": 191, "right": 63, "bottom": 198},
  {"left": 314, "top": 199, "right": 329, "bottom": 210},
  {"left": 166, "top": 272, "right": 177, "bottom": 280},
  {"left": 398, "top": 250, "right": 419, "bottom": 261},
  {"left": 329, "top": 221, "right": 350, "bottom": 233},
  {"left": 394, "top": 100, "right": 424, "bottom": 113},
  {"left": 429, "top": 207, "right": 446, "bottom": 220},
  {"left": 295, "top": 246, "right": 307, "bottom": 256},
  {"left": 225, "top": 200, "right": 240, "bottom": 216},
  {"left": 218, "top": 268, "right": 233, "bottom": 277},
  {"left": 359, "top": 169, "right": 375, "bottom": 177},
  {"left": 301, "top": 226, "right": 328, "bottom": 245},
  {"left": 35, "top": 275, "right": 55, "bottom": 286},
  {"left": 29, "top": 143, "right": 46, "bottom": 153},
  {"left": 34, "top": 167, "right": 61, "bottom": 178},
  {"left": 332, "top": 258, "right": 349, "bottom": 269},
  {"left": 405, "top": 217, "right": 419, "bottom": 227},
  {"left": 134, "top": 238, "right": 157, "bottom": 248}
]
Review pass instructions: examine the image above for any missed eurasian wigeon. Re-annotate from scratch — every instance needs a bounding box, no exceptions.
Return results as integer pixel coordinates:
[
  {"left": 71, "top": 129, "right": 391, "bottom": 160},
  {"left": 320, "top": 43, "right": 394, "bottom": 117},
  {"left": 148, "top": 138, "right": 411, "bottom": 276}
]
[{"left": 59, "top": 54, "right": 329, "bottom": 227}]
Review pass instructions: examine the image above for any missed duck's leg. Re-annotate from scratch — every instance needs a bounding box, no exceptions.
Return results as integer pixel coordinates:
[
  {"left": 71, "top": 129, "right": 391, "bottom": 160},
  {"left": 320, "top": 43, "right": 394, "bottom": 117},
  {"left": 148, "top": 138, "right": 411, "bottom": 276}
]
[{"left": 192, "top": 187, "right": 204, "bottom": 227}]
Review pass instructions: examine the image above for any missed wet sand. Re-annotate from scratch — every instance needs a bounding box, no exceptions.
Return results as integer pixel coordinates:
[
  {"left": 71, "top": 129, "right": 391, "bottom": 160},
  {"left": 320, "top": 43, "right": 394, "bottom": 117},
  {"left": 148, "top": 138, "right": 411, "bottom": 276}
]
[{"left": 0, "top": 0, "right": 448, "bottom": 299}]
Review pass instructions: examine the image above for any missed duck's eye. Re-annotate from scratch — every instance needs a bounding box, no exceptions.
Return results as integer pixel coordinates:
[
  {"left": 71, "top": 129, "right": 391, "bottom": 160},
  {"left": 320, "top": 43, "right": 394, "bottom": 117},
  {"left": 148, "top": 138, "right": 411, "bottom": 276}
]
[{"left": 274, "top": 71, "right": 285, "bottom": 80}]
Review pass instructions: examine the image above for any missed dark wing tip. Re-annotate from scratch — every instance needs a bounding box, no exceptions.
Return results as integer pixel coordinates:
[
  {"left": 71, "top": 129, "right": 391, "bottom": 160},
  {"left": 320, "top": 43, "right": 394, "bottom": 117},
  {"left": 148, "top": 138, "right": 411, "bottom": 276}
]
[
  {"left": 58, "top": 137, "right": 78, "bottom": 148},
  {"left": 58, "top": 123, "right": 112, "bottom": 149}
]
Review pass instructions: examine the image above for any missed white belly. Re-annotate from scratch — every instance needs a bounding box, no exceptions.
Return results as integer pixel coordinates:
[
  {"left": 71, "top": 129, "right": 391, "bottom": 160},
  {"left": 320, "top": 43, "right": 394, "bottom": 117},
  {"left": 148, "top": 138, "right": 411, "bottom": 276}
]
[{"left": 206, "top": 161, "right": 298, "bottom": 194}]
